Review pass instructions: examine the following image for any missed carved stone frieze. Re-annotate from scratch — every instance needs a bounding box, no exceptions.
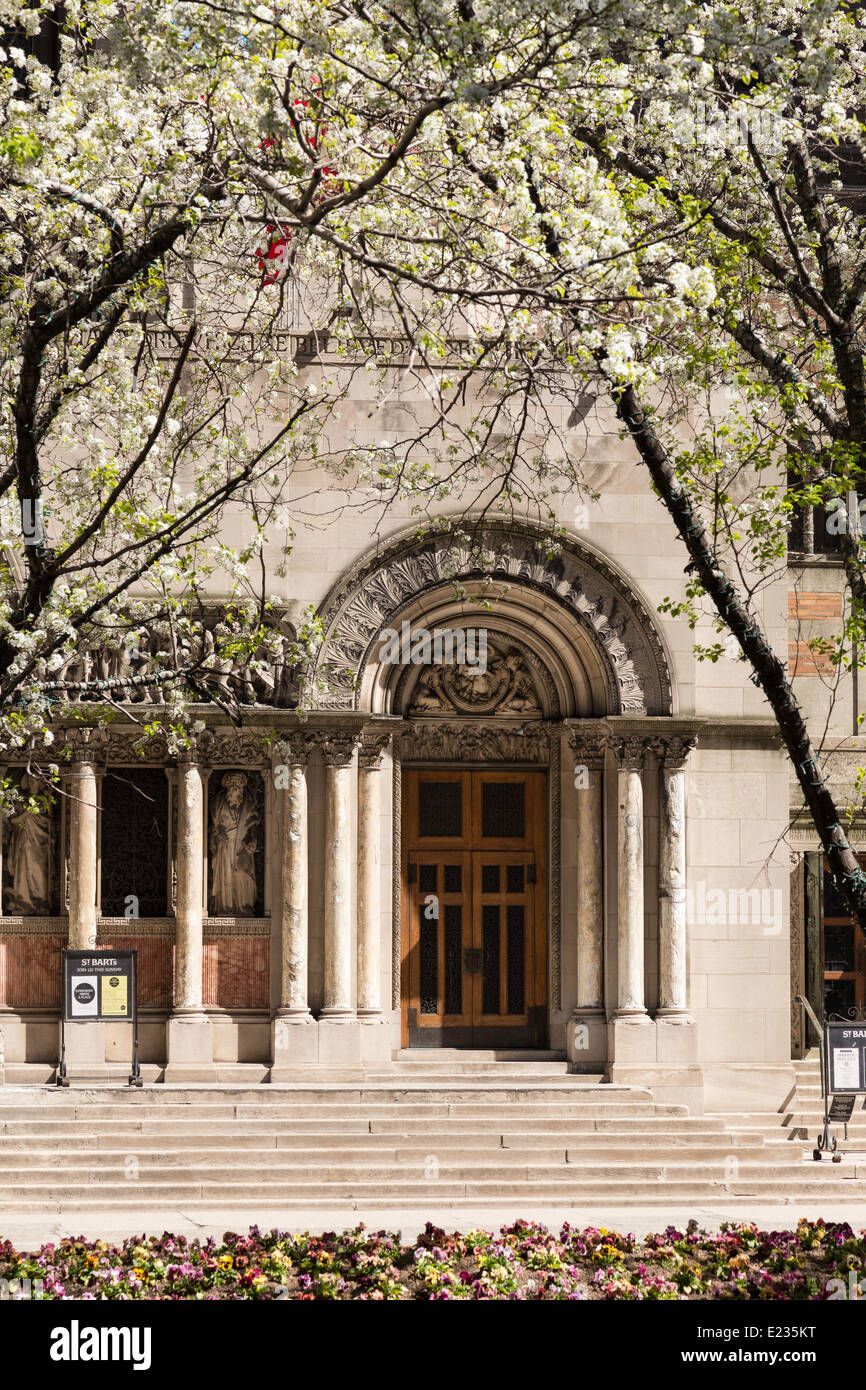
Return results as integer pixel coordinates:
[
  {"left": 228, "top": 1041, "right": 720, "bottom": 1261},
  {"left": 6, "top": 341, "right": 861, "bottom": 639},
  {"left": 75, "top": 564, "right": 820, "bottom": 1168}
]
[
  {"left": 48, "top": 606, "right": 297, "bottom": 709},
  {"left": 312, "top": 522, "right": 672, "bottom": 715},
  {"left": 399, "top": 721, "right": 550, "bottom": 764}
]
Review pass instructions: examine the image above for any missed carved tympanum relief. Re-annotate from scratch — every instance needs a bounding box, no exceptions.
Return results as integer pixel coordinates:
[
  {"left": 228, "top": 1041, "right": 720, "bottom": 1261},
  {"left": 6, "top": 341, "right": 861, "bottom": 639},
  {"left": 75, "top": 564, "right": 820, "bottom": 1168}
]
[{"left": 407, "top": 639, "right": 542, "bottom": 716}]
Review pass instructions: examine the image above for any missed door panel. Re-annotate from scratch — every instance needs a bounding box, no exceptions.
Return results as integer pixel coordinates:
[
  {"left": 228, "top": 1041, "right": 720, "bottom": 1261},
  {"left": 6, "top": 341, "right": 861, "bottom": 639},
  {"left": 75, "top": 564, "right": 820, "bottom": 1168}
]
[{"left": 403, "top": 770, "right": 547, "bottom": 1047}]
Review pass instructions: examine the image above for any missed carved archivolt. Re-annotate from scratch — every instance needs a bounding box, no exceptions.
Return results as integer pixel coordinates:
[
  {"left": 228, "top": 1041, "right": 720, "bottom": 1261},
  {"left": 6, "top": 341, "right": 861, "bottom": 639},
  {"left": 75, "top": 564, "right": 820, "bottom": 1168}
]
[{"left": 312, "top": 522, "right": 672, "bottom": 715}]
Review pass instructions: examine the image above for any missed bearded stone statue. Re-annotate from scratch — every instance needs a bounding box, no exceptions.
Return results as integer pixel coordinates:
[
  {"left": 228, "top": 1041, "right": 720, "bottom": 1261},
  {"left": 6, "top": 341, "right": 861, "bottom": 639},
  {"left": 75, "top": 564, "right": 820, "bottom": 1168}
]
[{"left": 208, "top": 771, "right": 259, "bottom": 915}]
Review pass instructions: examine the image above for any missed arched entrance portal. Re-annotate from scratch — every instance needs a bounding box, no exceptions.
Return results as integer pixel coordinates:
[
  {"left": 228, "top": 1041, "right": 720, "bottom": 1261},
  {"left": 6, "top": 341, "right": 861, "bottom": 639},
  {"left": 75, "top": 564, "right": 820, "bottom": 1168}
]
[{"left": 311, "top": 521, "right": 674, "bottom": 1051}]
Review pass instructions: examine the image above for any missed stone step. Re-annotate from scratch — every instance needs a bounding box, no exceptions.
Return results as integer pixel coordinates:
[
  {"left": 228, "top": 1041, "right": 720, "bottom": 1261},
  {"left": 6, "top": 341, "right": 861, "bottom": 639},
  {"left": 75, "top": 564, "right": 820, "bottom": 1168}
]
[
  {"left": 365, "top": 1064, "right": 573, "bottom": 1077},
  {"left": 0, "top": 1158, "right": 815, "bottom": 1185},
  {"left": 1, "top": 1176, "right": 863, "bottom": 1208},
  {"left": 0, "top": 1129, "right": 772, "bottom": 1153},
  {"left": 0, "top": 1144, "right": 797, "bottom": 1170},
  {"left": 0, "top": 1094, "right": 672, "bottom": 1114},
  {"left": 0, "top": 1114, "right": 730, "bottom": 1136},
  {"left": 0, "top": 1101, "right": 689, "bottom": 1123},
  {"left": 394, "top": 1050, "right": 569, "bottom": 1063},
  {"left": 0, "top": 1082, "right": 642, "bottom": 1105}
]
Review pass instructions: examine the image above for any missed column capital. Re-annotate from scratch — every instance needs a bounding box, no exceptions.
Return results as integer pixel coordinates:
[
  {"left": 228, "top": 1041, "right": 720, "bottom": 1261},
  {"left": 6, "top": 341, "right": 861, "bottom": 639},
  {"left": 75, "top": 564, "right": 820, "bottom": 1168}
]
[
  {"left": 607, "top": 734, "right": 649, "bottom": 772},
  {"left": 175, "top": 733, "right": 207, "bottom": 767},
  {"left": 650, "top": 734, "right": 697, "bottom": 770},
  {"left": 566, "top": 729, "right": 606, "bottom": 771},
  {"left": 272, "top": 733, "right": 315, "bottom": 767},
  {"left": 63, "top": 726, "right": 109, "bottom": 767},
  {"left": 312, "top": 730, "right": 361, "bottom": 768},
  {"left": 358, "top": 731, "right": 392, "bottom": 770}
]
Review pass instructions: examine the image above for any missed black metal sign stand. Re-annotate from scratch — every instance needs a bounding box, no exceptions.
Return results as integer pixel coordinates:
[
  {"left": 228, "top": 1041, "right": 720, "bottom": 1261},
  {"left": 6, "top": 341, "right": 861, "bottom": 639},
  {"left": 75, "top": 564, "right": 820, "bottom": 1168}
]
[
  {"left": 58, "top": 949, "right": 141, "bottom": 1087},
  {"left": 798, "top": 997, "right": 866, "bottom": 1161}
]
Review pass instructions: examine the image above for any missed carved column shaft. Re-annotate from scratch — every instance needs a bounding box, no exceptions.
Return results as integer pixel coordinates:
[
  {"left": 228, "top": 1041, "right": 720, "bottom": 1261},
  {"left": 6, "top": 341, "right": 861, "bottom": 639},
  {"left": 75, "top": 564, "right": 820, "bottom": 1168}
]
[
  {"left": 174, "top": 758, "right": 205, "bottom": 1017},
  {"left": 357, "top": 734, "right": 390, "bottom": 1018},
  {"left": 656, "top": 738, "right": 695, "bottom": 1018},
  {"left": 320, "top": 734, "right": 360, "bottom": 1018},
  {"left": 612, "top": 737, "right": 647, "bottom": 1017},
  {"left": 569, "top": 734, "right": 605, "bottom": 1013},
  {"left": 67, "top": 760, "right": 98, "bottom": 950},
  {"left": 276, "top": 741, "right": 311, "bottom": 1017}
]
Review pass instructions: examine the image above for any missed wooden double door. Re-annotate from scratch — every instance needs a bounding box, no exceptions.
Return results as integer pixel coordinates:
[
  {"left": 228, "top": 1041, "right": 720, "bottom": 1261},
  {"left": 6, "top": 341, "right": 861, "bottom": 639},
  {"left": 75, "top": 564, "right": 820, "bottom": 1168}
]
[{"left": 402, "top": 769, "right": 547, "bottom": 1047}]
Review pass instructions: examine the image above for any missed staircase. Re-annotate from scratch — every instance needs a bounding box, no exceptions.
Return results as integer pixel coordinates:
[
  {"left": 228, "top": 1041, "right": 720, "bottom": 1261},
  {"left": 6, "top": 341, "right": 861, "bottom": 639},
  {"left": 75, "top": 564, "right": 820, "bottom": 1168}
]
[{"left": 1, "top": 1056, "right": 862, "bottom": 1215}]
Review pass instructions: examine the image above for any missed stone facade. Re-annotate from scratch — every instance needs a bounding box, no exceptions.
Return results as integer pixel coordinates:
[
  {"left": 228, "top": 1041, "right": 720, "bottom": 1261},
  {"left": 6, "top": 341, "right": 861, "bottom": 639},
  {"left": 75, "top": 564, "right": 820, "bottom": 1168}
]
[{"left": 0, "top": 381, "right": 820, "bottom": 1114}]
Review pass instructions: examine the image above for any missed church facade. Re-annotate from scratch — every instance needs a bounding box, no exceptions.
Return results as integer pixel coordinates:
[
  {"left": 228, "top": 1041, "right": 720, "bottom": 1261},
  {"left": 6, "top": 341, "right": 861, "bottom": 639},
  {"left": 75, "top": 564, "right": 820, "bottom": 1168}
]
[{"left": 0, "top": 342, "right": 851, "bottom": 1115}]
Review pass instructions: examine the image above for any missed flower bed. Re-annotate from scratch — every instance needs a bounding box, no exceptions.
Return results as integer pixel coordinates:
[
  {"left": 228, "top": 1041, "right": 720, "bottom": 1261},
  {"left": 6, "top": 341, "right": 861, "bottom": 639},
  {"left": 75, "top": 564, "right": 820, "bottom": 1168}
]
[{"left": 0, "top": 1219, "right": 860, "bottom": 1299}]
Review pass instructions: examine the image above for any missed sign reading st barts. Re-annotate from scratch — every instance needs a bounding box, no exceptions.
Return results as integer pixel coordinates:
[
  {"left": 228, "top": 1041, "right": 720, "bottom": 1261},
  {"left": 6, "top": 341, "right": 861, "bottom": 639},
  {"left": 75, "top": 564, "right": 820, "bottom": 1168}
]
[
  {"left": 826, "top": 1021, "right": 866, "bottom": 1094},
  {"left": 63, "top": 950, "right": 137, "bottom": 1023}
]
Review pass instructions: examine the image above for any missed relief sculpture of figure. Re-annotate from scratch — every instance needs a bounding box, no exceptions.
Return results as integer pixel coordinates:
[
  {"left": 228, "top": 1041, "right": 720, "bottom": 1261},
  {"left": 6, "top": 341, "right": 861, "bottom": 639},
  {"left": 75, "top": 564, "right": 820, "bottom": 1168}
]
[
  {"left": 6, "top": 772, "right": 51, "bottom": 915},
  {"left": 209, "top": 771, "right": 258, "bottom": 915}
]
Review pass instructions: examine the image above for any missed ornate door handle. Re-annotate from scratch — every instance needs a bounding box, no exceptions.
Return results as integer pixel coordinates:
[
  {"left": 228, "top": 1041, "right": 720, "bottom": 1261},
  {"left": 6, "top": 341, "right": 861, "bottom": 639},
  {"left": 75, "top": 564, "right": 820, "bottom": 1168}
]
[{"left": 463, "top": 946, "right": 482, "bottom": 973}]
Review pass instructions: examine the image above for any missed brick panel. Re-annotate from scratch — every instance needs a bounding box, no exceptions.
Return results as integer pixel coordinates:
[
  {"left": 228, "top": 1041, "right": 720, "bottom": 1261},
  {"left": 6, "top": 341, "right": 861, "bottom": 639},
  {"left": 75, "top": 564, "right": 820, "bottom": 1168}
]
[
  {"left": 788, "top": 591, "right": 842, "bottom": 620},
  {"left": 788, "top": 641, "right": 837, "bottom": 677},
  {"left": 0, "top": 934, "right": 64, "bottom": 1008},
  {"left": 202, "top": 936, "right": 269, "bottom": 1009}
]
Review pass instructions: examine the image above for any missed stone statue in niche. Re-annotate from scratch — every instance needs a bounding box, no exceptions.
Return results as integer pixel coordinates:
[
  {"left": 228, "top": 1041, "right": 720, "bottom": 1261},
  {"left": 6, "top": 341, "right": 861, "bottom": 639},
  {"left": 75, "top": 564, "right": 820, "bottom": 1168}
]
[
  {"left": 209, "top": 771, "right": 259, "bottom": 915},
  {"left": 6, "top": 772, "right": 51, "bottom": 915}
]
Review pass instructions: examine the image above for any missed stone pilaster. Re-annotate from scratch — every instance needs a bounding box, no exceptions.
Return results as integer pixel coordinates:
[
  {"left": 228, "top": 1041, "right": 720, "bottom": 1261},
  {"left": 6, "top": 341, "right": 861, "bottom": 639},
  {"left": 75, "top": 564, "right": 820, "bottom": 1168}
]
[
  {"left": 166, "top": 745, "right": 213, "bottom": 1080},
  {"left": 316, "top": 731, "right": 362, "bottom": 1066},
  {"left": 356, "top": 732, "right": 391, "bottom": 1064},
  {"left": 271, "top": 736, "right": 316, "bottom": 1074},
  {"left": 566, "top": 731, "right": 606, "bottom": 1065}
]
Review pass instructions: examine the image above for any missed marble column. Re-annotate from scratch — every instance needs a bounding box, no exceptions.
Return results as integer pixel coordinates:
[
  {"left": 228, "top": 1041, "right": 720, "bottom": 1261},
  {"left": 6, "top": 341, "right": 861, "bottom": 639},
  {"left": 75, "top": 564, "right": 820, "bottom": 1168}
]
[
  {"left": 61, "top": 735, "right": 106, "bottom": 1078},
  {"left": 67, "top": 756, "right": 99, "bottom": 952},
  {"left": 356, "top": 732, "right": 392, "bottom": 1063},
  {"left": 271, "top": 736, "right": 316, "bottom": 1074},
  {"left": 357, "top": 734, "right": 389, "bottom": 1017},
  {"left": 656, "top": 736, "right": 695, "bottom": 1021},
  {"left": 317, "top": 731, "right": 362, "bottom": 1066},
  {"left": 166, "top": 749, "right": 213, "bottom": 1079},
  {"left": 566, "top": 731, "right": 606, "bottom": 1064},
  {"left": 612, "top": 736, "right": 649, "bottom": 1020}
]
